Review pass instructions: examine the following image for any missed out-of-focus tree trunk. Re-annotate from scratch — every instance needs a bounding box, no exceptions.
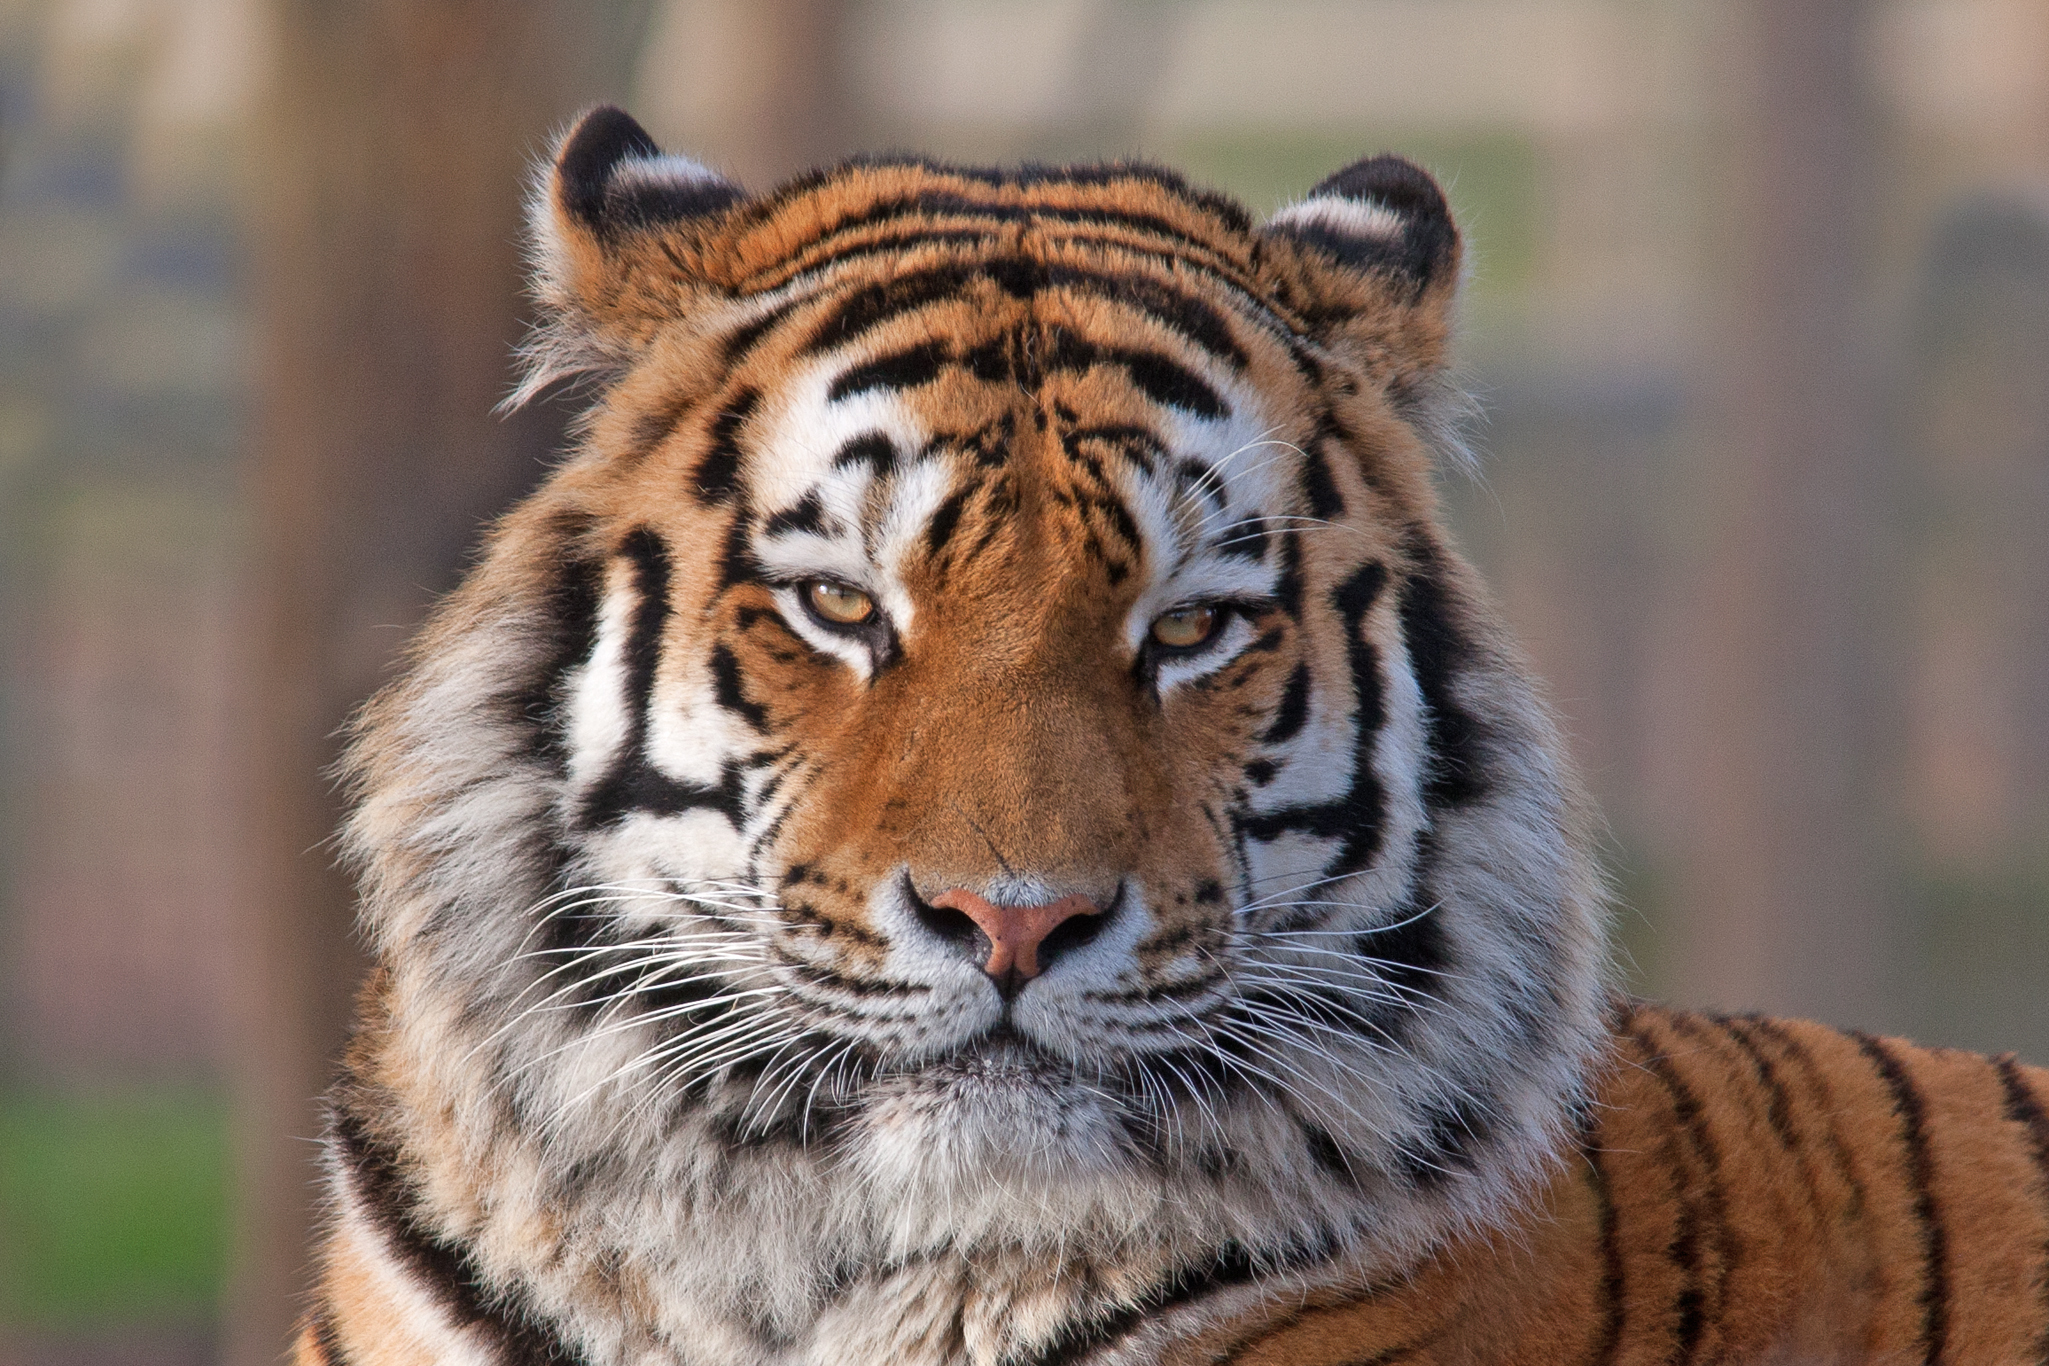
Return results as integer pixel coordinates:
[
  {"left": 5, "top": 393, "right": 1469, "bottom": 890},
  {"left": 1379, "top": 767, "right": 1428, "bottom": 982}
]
[
  {"left": 230, "top": 5, "right": 650, "bottom": 1363},
  {"left": 1668, "top": 0, "right": 1903, "bottom": 1028}
]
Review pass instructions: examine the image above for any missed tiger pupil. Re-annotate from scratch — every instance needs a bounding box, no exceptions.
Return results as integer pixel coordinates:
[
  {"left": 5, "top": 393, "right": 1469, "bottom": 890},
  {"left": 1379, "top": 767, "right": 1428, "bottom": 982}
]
[
  {"left": 1151, "top": 606, "right": 1218, "bottom": 649},
  {"left": 808, "top": 581, "right": 876, "bottom": 625}
]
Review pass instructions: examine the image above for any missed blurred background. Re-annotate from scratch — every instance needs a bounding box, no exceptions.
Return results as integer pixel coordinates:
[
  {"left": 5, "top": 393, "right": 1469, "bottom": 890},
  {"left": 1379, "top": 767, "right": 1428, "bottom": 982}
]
[{"left": 0, "top": 0, "right": 2044, "bottom": 1361}]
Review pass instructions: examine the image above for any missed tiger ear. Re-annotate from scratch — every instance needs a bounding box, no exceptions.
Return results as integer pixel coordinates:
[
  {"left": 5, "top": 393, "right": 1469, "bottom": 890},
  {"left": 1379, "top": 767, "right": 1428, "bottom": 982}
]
[
  {"left": 512, "top": 106, "right": 743, "bottom": 407},
  {"left": 1261, "top": 155, "right": 1461, "bottom": 363}
]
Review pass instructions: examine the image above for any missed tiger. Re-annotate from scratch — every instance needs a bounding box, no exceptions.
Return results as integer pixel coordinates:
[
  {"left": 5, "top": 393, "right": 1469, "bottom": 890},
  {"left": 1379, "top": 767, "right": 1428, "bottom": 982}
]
[{"left": 293, "top": 104, "right": 2049, "bottom": 1366}]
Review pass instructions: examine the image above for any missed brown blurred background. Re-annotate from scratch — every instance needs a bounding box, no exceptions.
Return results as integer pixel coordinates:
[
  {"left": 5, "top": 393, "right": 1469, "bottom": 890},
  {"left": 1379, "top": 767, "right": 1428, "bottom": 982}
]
[{"left": 1, "top": 1, "right": 2045, "bottom": 1362}]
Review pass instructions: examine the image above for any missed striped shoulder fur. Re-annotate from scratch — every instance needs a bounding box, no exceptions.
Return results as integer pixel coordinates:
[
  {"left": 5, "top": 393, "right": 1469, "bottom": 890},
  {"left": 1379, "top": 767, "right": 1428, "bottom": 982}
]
[{"left": 294, "top": 107, "right": 2048, "bottom": 1366}]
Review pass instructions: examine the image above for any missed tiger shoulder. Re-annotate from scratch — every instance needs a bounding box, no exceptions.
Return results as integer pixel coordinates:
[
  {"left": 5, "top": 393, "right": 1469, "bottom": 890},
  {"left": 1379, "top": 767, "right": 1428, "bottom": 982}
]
[{"left": 293, "top": 105, "right": 2049, "bottom": 1366}]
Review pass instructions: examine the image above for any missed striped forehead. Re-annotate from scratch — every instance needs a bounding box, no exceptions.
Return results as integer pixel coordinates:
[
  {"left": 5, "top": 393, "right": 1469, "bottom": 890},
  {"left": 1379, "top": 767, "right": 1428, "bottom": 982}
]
[{"left": 737, "top": 288, "right": 1301, "bottom": 608}]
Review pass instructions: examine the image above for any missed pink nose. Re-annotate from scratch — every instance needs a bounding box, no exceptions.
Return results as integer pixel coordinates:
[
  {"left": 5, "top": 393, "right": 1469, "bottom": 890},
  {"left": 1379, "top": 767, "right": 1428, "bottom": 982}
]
[{"left": 927, "top": 889, "right": 1102, "bottom": 979}]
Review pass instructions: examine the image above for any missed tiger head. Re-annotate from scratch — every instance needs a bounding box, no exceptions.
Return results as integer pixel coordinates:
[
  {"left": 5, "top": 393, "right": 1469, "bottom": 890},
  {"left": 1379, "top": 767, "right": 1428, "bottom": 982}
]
[{"left": 343, "top": 107, "right": 1609, "bottom": 1314}]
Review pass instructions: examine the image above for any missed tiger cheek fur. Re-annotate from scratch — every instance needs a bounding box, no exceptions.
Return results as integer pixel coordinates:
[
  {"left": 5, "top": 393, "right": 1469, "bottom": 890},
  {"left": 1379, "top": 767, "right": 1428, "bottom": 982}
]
[{"left": 298, "top": 105, "right": 2049, "bottom": 1366}]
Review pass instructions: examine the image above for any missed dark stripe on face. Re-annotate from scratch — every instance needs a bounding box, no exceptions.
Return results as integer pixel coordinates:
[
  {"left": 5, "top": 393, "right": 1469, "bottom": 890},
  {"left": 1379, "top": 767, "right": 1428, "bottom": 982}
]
[
  {"left": 924, "top": 484, "right": 974, "bottom": 558},
  {"left": 501, "top": 512, "right": 603, "bottom": 773},
  {"left": 763, "top": 491, "right": 830, "bottom": 538},
  {"left": 624, "top": 391, "right": 693, "bottom": 465},
  {"left": 797, "top": 255, "right": 1252, "bottom": 368},
  {"left": 832, "top": 432, "right": 899, "bottom": 473},
  {"left": 828, "top": 341, "right": 946, "bottom": 401},
  {"left": 799, "top": 263, "right": 1024, "bottom": 356},
  {"left": 731, "top": 209, "right": 1304, "bottom": 377},
  {"left": 578, "top": 530, "right": 750, "bottom": 830},
  {"left": 1215, "top": 517, "right": 1269, "bottom": 560},
  {"left": 1234, "top": 564, "right": 1387, "bottom": 877},
  {"left": 697, "top": 389, "right": 760, "bottom": 504},
  {"left": 1394, "top": 1092, "right": 1496, "bottom": 1190},
  {"left": 1399, "top": 548, "right": 1491, "bottom": 809},
  {"left": 1040, "top": 329, "right": 1227, "bottom": 418},
  {"left": 1300, "top": 1121, "right": 1361, "bottom": 1186},
  {"left": 708, "top": 642, "right": 768, "bottom": 731},
  {"left": 1300, "top": 442, "right": 1345, "bottom": 520},
  {"left": 1854, "top": 1032, "right": 1951, "bottom": 1366},
  {"left": 331, "top": 1107, "right": 589, "bottom": 1366},
  {"left": 721, "top": 307, "right": 790, "bottom": 366},
  {"left": 744, "top": 185, "right": 1249, "bottom": 283},
  {"left": 1326, "top": 862, "right": 1452, "bottom": 1055}
]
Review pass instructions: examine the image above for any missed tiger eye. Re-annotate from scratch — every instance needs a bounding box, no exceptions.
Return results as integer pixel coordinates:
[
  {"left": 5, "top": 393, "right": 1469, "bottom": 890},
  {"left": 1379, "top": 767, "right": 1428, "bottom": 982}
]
[
  {"left": 1150, "top": 606, "right": 1220, "bottom": 650},
  {"left": 807, "top": 580, "right": 876, "bottom": 626}
]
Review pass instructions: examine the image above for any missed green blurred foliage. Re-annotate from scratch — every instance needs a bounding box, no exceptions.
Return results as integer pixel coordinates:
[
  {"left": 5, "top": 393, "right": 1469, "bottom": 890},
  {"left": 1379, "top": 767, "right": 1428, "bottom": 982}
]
[{"left": 0, "top": 1091, "right": 230, "bottom": 1327}]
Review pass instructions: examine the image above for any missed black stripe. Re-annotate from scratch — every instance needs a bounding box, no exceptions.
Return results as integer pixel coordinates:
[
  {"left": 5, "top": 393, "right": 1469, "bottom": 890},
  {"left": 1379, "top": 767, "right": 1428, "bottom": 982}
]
[
  {"left": 924, "top": 485, "right": 975, "bottom": 558},
  {"left": 740, "top": 183, "right": 1249, "bottom": 282},
  {"left": 1744, "top": 1016, "right": 1869, "bottom": 1230},
  {"left": 1995, "top": 1056, "right": 2049, "bottom": 1362},
  {"left": 732, "top": 215, "right": 1304, "bottom": 371},
  {"left": 1622, "top": 1017, "right": 1725, "bottom": 1366},
  {"left": 1300, "top": 443, "right": 1346, "bottom": 520},
  {"left": 1394, "top": 1091, "right": 1497, "bottom": 1189},
  {"left": 1261, "top": 662, "right": 1312, "bottom": 744},
  {"left": 832, "top": 432, "right": 899, "bottom": 473},
  {"left": 828, "top": 341, "right": 947, "bottom": 401},
  {"left": 1351, "top": 874, "right": 1449, "bottom": 1029},
  {"left": 1233, "top": 563, "right": 1387, "bottom": 877},
  {"left": 1854, "top": 1032, "right": 1951, "bottom": 1366},
  {"left": 501, "top": 512, "right": 603, "bottom": 773},
  {"left": 1065, "top": 423, "right": 1168, "bottom": 478},
  {"left": 1713, "top": 1015, "right": 1800, "bottom": 1149},
  {"left": 1039, "top": 329, "right": 1227, "bottom": 418},
  {"left": 332, "top": 1107, "right": 587, "bottom": 1365},
  {"left": 762, "top": 491, "right": 829, "bottom": 538},
  {"left": 721, "top": 307, "right": 793, "bottom": 367},
  {"left": 1712, "top": 1015, "right": 1839, "bottom": 1240},
  {"left": 708, "top": 642, "right": 768, "bottom": 731},
  {"left": 623, "top": 391, "right": 693, "bottom": 465},
  {"left": 1215, "top": 516, "right": 1269, "bottom": 561},
  {"left": 577, "top": 531, "right": 750, "bottom": 830},
  {"left": 1586, "top": 1134, "right": 1627, "bottom": 1366},
  {"left": 696, "top": 389, "right": 759, "bottom": 504},
  {"left": 581, "top": 758, "right": 749, "bottom": 830},
  {"left": 1399, "top": 546, "right": 1491, "bottom": 809},
  {"left": 800, "top": 262, "right": 1023, "bottom": 355},
  {"left": 796, "top": 259, "right": 1250, "bottom": 369}
]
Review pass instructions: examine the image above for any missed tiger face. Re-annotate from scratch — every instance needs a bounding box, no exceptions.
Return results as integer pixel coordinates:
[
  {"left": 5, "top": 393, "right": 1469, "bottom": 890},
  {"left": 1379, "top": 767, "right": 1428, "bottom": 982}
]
[{"left": 340, "top": 107, "right": 1608, "bottom": 1351}]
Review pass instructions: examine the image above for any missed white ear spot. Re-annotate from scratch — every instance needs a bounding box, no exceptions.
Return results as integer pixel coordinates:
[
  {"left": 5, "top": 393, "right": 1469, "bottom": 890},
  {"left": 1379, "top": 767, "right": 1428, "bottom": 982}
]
[
  {"left": 609, "top": 153, "right": 731, "bottom": 195},
  {"left": 1269, "top": 196, "right": 1407, "bottom": 243}
]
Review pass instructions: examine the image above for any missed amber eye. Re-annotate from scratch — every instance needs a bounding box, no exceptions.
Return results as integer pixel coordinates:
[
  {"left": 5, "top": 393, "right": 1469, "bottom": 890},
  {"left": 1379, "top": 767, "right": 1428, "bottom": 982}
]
[
  {"left": 805, "top": 580, "right": 876, "bottom": 626},
  {"left": 1150, "top": 605, "right": 1221, "bottom": 650}
]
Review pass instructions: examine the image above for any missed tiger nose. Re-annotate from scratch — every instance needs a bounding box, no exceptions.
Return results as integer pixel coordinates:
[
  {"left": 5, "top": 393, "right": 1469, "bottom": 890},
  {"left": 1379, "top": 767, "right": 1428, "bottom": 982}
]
[{"left": 925, "top": 889, "right": 1103, "bottom": 980}]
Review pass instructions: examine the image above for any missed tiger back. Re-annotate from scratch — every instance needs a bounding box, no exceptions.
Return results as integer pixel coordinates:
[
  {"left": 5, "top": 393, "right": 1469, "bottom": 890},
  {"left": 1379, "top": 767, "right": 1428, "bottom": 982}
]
[{"left": 294, "top": 107, "right": 2049, "bottom": 1366}]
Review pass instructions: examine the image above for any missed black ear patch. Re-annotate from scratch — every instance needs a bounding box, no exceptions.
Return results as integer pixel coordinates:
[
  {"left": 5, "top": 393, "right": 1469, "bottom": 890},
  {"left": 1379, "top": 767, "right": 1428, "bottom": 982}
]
[
  {"left": 555, "top": 105, "right": 743, "bottom": 239},
  {"left": 1265, "top": 155, "right": 1457, "bottom": 300}
]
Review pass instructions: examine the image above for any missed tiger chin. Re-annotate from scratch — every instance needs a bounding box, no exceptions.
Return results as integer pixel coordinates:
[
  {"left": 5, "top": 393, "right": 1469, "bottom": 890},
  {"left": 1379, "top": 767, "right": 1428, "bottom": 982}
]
[{"left": 296, "top": 106, "right": 2049, "bottom": 1366}]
